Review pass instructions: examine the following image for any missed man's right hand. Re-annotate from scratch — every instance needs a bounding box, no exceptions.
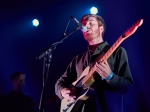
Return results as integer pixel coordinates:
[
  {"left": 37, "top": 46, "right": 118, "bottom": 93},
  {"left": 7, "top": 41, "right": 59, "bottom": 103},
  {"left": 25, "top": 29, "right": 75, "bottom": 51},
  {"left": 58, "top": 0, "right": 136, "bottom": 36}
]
[{"left": 61, "top": 87, "right": 76, "bottom": 100}]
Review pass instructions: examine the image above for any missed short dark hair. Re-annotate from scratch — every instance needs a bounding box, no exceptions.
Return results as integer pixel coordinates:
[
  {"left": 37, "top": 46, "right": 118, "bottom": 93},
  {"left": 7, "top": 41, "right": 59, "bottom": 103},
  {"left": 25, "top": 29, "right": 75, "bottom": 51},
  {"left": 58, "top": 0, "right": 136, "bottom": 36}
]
[
  {"left": 80, "top": 14, "right": 106, "bottom": 34},
  {"left": 10, "top": 72, "right": 25, "bottom": 80}
]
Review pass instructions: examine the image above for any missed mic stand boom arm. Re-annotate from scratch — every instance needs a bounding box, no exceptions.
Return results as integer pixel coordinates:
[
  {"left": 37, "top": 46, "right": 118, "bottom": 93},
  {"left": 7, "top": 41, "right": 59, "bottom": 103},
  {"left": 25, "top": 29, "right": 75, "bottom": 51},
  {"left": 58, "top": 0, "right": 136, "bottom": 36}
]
[{"left": 37, "top": 26, "right": 80, "bottom": 60}]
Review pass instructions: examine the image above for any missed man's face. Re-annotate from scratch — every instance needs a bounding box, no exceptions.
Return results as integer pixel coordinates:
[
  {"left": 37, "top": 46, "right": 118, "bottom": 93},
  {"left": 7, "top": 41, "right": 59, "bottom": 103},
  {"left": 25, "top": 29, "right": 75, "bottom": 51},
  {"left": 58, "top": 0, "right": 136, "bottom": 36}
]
[
  {"left": 82, "top": 17, "right": 104, "bottom": 41},
  {"left": 12, "top": 74, "right": 25, "bottom": 91}
]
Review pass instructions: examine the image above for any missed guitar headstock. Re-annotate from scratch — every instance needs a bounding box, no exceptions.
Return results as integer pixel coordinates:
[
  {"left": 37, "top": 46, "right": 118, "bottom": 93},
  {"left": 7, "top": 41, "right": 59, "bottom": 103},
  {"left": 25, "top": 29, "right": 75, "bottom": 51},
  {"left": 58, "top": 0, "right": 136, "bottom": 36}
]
[{"left": 122, "top": 19, "right": 143, "bottom": 39}]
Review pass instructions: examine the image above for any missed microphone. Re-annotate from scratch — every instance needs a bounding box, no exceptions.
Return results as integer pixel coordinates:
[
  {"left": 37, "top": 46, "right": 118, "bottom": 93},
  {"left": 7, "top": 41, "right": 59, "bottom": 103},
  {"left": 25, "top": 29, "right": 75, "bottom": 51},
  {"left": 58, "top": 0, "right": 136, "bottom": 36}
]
[{"left": 70, "top": 16, "right": 87, "bottom": 32}]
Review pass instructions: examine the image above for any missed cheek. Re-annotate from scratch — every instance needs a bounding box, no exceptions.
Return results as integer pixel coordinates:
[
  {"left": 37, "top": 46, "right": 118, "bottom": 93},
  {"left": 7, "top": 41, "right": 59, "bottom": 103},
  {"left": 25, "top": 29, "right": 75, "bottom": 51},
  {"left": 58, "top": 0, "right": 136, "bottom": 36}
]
[
  {"left": 20, "top": 81, "right": 25, "bottom": 84},
  {"left": 94, "top": 28, "right": 100, "bottom": 34}
]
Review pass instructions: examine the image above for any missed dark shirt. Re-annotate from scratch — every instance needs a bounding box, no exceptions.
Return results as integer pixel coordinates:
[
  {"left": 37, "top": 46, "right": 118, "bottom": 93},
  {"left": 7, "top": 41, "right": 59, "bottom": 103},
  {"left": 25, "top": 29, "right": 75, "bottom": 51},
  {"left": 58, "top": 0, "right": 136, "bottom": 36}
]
[
  {"left": 55, "top": 41, "right": 134, "bottom": 112},
  {"left": 0, "top": 91, "right": 34, "bottom": 112}
]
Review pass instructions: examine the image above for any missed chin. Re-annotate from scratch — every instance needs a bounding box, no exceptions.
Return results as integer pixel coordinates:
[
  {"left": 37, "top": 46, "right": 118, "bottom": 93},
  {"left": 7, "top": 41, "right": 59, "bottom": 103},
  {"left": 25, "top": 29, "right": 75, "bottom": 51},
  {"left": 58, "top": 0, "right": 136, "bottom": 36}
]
[{"left": 85, "top": 38, "right": 93, "bottom": 42}]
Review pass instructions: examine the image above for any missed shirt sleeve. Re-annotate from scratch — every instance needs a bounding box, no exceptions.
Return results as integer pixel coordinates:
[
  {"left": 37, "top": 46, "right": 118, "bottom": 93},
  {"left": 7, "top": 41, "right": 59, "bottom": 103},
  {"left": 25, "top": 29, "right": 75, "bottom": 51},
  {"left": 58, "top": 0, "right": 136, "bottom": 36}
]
[
  {"left": 55, "top": 57, "right": 78, "bottom": 99},
  {"left": 108, "top": 47, "right": 134, "bottom": 94}
]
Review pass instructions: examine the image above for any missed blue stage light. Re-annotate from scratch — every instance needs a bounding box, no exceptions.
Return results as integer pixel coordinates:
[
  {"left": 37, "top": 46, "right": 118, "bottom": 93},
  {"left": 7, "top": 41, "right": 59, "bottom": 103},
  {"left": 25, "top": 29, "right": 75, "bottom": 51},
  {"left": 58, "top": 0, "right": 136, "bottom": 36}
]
[
  {"left": 90, "top": 7, "right": 98, "bottom": 14},
  {"left": 32, "top": 19, "right": 39, "bottom": 27}
]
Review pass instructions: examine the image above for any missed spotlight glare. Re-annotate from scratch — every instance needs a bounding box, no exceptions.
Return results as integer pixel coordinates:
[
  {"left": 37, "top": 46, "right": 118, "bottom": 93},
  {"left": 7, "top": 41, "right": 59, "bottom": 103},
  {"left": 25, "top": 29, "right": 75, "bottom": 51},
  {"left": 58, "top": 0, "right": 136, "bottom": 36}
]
[
  {"left": 32, "top": 19, "right": 39, "bottom": 27},
  {"left": 90, "top": 7, "right": 98, "bottom": 14}
]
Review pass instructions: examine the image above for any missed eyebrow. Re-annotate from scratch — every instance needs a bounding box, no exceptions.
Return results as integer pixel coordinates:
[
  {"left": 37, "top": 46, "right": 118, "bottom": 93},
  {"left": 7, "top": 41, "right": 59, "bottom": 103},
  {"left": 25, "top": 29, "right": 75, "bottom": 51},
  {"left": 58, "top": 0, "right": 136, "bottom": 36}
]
[{"left": 82, "top": 19, "right": 96, "bottom": 24}]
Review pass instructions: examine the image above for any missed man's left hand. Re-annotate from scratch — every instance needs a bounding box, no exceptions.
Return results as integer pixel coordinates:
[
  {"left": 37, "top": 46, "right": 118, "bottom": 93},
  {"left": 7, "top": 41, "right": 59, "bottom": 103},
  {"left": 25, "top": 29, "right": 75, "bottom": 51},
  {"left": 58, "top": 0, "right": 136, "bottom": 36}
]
[{"left": 94, "top": 61, "right": 112, "bottom": 79}]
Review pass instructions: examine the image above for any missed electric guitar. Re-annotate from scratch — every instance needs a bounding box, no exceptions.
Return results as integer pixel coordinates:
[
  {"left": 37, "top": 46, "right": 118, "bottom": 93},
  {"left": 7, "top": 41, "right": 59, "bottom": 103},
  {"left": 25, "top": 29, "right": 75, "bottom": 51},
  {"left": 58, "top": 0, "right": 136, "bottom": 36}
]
[{"left": 60, "top": 19, "right": 143, "bottom": 112}]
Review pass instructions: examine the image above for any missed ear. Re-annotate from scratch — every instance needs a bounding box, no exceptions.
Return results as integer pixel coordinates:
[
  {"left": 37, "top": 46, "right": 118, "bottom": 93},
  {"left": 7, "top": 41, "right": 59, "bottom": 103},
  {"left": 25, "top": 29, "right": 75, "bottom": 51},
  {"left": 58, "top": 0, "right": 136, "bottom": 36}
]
[{"left": 99, "top": 26, "right": 104, "bottom": 32}]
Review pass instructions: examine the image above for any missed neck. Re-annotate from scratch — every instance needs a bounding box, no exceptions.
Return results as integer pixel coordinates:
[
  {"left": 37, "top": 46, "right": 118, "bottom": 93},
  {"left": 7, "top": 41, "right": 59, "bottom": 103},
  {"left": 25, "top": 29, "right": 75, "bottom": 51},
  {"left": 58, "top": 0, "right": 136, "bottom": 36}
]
[
  {"left": 13, "top": 88, "right": 23, "bottom": 92},
  {"left": 88, "top": 38, "right": 103, "bottom": 45}
]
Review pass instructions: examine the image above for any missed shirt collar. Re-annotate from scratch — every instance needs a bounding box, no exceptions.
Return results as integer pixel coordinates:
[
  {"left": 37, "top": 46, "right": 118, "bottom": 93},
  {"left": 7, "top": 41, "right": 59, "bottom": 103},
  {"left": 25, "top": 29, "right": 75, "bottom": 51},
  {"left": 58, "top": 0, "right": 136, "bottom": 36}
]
[
  {"left": 87, "top": 41, "right": 109, "bottom": 52},
  {"left": 97, "top": 41, "right": 109, "bottom": 51}
]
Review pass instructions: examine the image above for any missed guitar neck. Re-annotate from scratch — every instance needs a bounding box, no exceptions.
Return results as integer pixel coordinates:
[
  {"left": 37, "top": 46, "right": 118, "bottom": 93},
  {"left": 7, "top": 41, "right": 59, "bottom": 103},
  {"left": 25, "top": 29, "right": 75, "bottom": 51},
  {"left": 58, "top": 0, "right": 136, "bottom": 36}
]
[
  {"left": 100, "top": 36, "right": 125, "bottom": 62},
  {"left": 82, "top": 36, "right": 125, "bottom": 86}
]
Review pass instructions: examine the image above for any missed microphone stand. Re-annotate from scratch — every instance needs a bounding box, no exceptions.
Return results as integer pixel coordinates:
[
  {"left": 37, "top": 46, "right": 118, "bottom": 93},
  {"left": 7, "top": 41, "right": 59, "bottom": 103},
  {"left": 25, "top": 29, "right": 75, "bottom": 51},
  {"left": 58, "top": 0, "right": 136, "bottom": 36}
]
[{"left": 37, "top": 25, "right": 80, "bottom": 112}]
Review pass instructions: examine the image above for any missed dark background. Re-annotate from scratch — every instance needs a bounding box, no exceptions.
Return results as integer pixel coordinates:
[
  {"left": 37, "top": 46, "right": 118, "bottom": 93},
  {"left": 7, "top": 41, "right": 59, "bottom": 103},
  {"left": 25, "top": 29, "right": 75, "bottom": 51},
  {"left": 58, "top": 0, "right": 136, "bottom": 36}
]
[{"left": 0, "top": 0, "right": 150, "bottom": 112}]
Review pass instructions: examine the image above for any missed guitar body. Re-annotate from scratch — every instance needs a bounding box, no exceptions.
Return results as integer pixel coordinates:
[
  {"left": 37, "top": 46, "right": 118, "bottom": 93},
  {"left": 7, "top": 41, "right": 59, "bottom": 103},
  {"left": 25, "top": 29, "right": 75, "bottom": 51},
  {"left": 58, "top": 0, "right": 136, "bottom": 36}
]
[{"left": 60, "top": 66, "right": 94, "bottom": 112}]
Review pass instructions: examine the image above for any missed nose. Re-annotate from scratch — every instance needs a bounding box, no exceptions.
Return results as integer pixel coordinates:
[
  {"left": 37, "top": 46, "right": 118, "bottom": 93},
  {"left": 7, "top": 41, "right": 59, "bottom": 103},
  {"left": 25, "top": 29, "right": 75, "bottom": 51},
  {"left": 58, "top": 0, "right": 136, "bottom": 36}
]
[{"left": 85, "top": 23, "right": 90, "bottom": 29}]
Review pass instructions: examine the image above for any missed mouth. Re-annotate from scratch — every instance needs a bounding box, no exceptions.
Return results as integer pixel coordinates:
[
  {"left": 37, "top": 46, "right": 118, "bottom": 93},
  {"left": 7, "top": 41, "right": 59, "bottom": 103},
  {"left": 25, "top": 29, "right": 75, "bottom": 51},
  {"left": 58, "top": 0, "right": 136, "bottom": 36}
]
[{"left": 86, "top": 29, "right": 92, "bottom": 33}]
